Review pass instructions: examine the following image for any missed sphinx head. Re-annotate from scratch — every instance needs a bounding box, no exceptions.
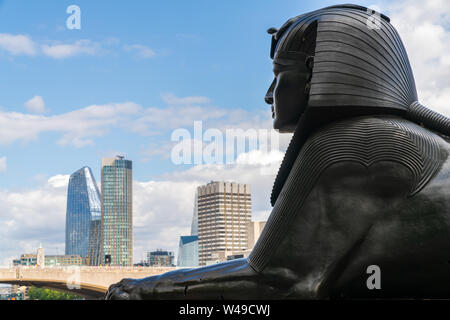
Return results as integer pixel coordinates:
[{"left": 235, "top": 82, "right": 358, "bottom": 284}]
[
  {"left": 265, "top": 4, "right": 419, "bottom": 134},
  {"left": 265, "top": 21, "right": 316, "bottom": 133}
]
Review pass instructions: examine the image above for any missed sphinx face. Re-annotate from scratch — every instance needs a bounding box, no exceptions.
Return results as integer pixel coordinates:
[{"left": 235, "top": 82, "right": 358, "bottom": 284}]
[{"left": 265, "top": 60, "right": 310, "bottom": 133}]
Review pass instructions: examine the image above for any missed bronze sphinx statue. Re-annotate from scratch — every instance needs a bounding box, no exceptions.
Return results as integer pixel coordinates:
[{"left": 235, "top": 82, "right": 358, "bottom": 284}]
[{"left": 106, "top": 4, "right": 450, "bottom": 299}]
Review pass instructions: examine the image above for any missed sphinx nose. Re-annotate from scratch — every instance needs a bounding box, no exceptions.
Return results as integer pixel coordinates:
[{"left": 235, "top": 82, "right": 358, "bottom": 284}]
[{"left": 265, "top": 78, "right": 276, "bottom": 105}]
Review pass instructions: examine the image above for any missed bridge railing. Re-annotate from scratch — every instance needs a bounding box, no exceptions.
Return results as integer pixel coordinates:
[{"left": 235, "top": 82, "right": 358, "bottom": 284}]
[{"left": 2, "top": 266, "right": 178, "bottom": 273}]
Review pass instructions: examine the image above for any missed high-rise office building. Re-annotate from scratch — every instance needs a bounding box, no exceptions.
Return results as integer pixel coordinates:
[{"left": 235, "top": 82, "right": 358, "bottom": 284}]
[
  {"left": 65, "top": 167, "right": 101, "bottom": 265},
  {"left": 197, "top": 181, "right": 252, "bottom": 266},
  {"left": 100, "top": 156, "right": 133, "bottom": 266},
  {"left": 88, "top": 219, "right": 101, "bottom": 266}
]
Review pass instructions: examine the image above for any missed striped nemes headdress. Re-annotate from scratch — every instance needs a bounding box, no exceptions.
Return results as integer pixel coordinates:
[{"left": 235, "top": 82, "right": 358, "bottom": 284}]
[{"left": 268, "top": 4, "right": 450, "bottom": 137}]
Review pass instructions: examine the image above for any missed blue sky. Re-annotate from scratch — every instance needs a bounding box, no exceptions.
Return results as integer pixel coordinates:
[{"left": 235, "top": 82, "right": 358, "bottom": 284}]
[
  {"left": 0, "top": 0, "right": 449, "bottom": 265},
  {"left": 0, "top": 0, "right": 378, "bottom": 188}
]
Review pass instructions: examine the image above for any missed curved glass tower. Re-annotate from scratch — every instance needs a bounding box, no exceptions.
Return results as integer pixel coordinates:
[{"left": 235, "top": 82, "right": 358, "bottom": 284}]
[{"left": 65, "top": 167, "right": 101, "bottom": 265}]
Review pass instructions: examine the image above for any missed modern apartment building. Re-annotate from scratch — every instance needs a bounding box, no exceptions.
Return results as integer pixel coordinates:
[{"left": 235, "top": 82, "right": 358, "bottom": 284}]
[
  {"left": 100, "top": 156, "right": 133, "bottom": 266},
  {"left": 65, "top": 167, "right": 101, "bottom": 265},
  {"left": 197, "top": 181, "right": 252, "bottom": 266}
]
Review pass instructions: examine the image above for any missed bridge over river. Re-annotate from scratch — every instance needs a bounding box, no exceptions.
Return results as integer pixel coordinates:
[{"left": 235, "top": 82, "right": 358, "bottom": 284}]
[{"left": 0, "top": 266, "right": 177, "bottom": 299}]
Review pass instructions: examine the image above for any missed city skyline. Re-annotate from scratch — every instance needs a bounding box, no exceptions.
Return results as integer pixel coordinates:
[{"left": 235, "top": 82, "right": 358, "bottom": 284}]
[
  {"left": 0, "top": 0, "right": 449, "bottom": 267},
  {"left": 10, "top": 178, "right": 257, "bottom": 268}
]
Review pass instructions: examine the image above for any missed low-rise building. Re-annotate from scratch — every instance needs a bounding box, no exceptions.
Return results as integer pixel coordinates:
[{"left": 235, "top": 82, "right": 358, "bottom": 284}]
[
  {"left": 177, "top": 235, "right": 199, "bottom": 267},
  {"left": 44, "top": 255, "right": 84, "bottom": 267},
  {"left": 208, "top": 221, "right": 267, "bottom": 264},
  {"left": 147, "top": 250, "right": 175, "bottom": 267},
  {"left": 13, "top": 247, "right": 84, "bottom": 267},
  {"left": 20, "top": 254, "right": 37, "bottom": 266}
]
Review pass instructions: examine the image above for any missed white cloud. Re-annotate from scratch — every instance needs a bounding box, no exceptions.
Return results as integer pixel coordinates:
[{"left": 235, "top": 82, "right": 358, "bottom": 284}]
[
  {"left": 161, "top": 93, "right": 211, "bottom": 106},
  {"left": 41, "top": 40, "right": 100, "bottom": 59},
  {"left": 0, "top": 33, "right": 157, "bottom": 60},
  {"left": 0, "top": 102, "right": 141, "bottom": 147},
  {"left": 134, "top": 93, "right": 291, "bottom": 165},
  {"left": 382, "top": 0, "right": 450, "bottom": 116},
  {"left": 0, "top": 157, "right": 6, "bottom": 173},
  {"left": 0, "top": 94, "right": 283, "bottom": 154},
  {"left": 0, "top": 175, "right": 69, "bottom": 266},
  {"left": 123, "top": 44, "right": 155, "bottom": 58},
  {"left": 0, "top": 33, "right": 36, "bottom": 55},
  {"left": 237, "top": 149, "right": 284, "bottom": 167},
  {"left": 24, "top": 96, "right": 48, "bottom": 114},
  {"left": 132, "top": 180, "right": 198, "bottom": 261},
  {"left": 132, "top": 93, "right": 291, "bottom": 162},
  {"left": 134, "top": 93, "right": 274, "bottom": 135},
  {"left": 47, "top": 174, "right": 70, "bottom": 188}
]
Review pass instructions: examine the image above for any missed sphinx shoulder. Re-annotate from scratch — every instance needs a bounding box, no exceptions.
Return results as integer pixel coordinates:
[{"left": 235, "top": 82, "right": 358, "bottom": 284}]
[{"left": 301, "top": 115, "right": 447, "bottom": 195}]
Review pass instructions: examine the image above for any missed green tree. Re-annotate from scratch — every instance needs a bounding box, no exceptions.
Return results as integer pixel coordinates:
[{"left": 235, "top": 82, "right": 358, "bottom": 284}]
[{"left": 27, "top": 286, "right": 83, "bottom": 300}]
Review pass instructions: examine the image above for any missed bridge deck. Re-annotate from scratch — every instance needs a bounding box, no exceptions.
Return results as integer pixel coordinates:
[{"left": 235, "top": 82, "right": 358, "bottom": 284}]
[{"left": 0, "top": 266, "right": 178, "bottom": 299}]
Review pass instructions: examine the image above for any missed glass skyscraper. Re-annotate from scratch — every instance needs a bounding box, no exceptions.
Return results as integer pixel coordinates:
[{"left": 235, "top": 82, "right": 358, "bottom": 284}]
[
  {"left": 65, "top": 167, "right": 101, "bottom": 265},
  {"left": 177, "top": 235, "right": 199, "bottom": 267},
  {"left": 100, "top": 156, "right": 133, "bottom": 266},
  {"left": 177, "top": 191, "right": 199, "bottom": 267}
]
